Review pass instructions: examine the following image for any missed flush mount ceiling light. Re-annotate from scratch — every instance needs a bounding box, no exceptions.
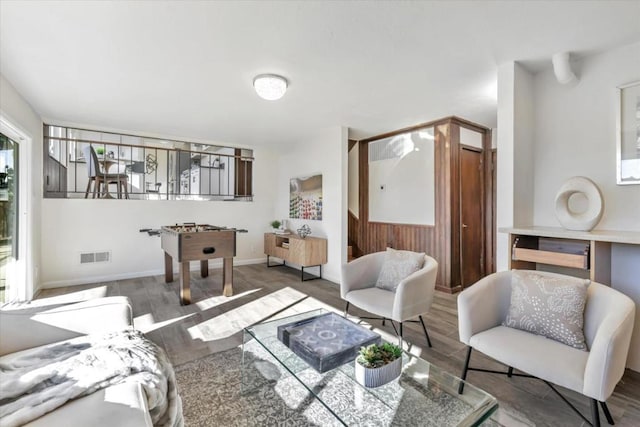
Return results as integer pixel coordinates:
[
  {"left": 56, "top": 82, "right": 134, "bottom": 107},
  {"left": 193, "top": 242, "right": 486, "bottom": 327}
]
[{"left": 253, "top": 74, "right": 288, "bottom": 100}]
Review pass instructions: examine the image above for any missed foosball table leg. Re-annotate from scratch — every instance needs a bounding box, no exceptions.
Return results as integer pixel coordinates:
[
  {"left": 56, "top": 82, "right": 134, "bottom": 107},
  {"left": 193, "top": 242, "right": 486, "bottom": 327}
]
[
  {"left": 164, "top": 252, "right": 173, "bottom": 283},
  {"left": 222, "top": 257, "right": 233, "bottom": 297},
  {"left": 180, "top": 261, "right": 191, "bottom": 305},
  {"left": 200, "top": 260, "right": 209, "bottom": 278}
]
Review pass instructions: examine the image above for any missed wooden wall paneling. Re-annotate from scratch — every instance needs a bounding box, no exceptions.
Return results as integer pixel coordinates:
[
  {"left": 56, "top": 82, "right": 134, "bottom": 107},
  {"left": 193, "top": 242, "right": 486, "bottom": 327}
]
[
  {"left": 384, "top": 223, "right": 392, "bottom": 249},
  {"left": 381, "top": 223, "right": 435, "bottom": 254},
  {"left": 491, "top": 149, "right": 497, "bottom": 272},
  {"left": 450, "top": 116, "right": 488, "bottom": 134},
  {"left": 366, "top": 223, "right": 375, "bottom": 252},
  {"left": 347, "top": 210, "right": 360, "bottom": 256},
  {"left": 449, "top": 121, "right": 462, "bottom": 292},
  {"left": 367, "top": 223, "right": 376, "bottom": 252},
  {"left": 347, "top": 140, "right": 359, "bottom": 256},
  {"left": 480, "top": 125, "right": 494, "bottom": 276},
  {"left": 381, "top": 224, "right": 386, "bottom": 251},
  {"left": 368, "top": 222, "right": 390, "bottom": 253},
  {"left": 434, "top": 122, "right": 451, "bottom": 292},
  {"left": 394, "top": 225, "right": 411, "bottom": 251},
  {"left": 483, "top": 131, "right": 495, "bottom": 274},
  {"left": 353, "top": 116, "right": 491, "bottom": 294},
  {"left": 399, "top": 224, "right": 410, "bottom": 251},
  {"left": 358, "top": 141, "right": 369, "bottom": 256},
  {"left": 482, "top": 132, "right": 491, "bottom": 274},
  {"left": 359, "top": 117, "right": 450, "bottom": 144}
]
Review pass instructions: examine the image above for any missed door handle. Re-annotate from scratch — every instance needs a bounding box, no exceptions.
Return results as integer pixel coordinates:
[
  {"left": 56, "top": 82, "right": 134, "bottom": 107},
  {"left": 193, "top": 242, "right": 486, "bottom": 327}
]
[{"left": 462, "top": 224, "right": 468, "bottom": 228}]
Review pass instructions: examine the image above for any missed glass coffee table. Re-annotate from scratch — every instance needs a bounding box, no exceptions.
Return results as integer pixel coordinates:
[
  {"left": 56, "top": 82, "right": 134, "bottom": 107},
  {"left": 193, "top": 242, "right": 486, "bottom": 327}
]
[{"left": 242, "top": 309, "right": 497, "bottom": 426}]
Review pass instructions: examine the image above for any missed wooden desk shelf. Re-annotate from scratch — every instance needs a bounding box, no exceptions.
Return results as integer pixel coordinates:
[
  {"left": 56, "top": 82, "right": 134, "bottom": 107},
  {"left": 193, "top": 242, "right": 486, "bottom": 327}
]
[
  {"left": 498, "top": 226, "right": 640, "bottom": 284},
  {"left": 512, "top": 236, "right": 589, "bottom": 270},
  {"left": 264, "top": 233, "right": 328, "bottom": 281}
]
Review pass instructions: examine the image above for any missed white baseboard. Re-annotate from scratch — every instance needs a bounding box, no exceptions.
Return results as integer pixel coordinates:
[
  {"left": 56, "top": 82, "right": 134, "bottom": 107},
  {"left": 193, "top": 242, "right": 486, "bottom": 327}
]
[{"left": 40, "top": 257, "right": 268, "bottom": 289}]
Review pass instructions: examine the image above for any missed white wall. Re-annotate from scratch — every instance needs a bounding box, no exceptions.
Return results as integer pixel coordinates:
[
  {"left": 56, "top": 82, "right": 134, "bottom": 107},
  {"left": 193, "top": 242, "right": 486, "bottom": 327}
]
[
  {"left": 530, "top": 41, "right": 640, "bottom": 370},
  {"left": 275, "top": 126, "right": 348, "bottom": 284},
  {"left": 496, "top": 62, "right": 535, "bottom": 271},
  {"left": 533, "top": 42, "right": 640, "bottom": 230},
  {"left": 496, "top": 63, "right": 515, "bottom": 272},
  {"left": 368, "top": 132, "right": 435, "bottom": 225},
  {"left": 0, "top": 74, "right": 42, "bottom": 299},
  {"left": 460, "top": 127, "right": 483, "bottom": 149},
  {"left": 40, "top": 146, "right": 278, "bottom": 287},
  {"left": 514, "top": 65, "right": 535, "bottom": 227}
]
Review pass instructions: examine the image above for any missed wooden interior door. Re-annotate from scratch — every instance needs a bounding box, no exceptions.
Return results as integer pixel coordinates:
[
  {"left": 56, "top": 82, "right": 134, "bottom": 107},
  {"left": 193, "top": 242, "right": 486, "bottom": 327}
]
[{"left": 460, "top": 147, "right": 484, "bottom": 287}]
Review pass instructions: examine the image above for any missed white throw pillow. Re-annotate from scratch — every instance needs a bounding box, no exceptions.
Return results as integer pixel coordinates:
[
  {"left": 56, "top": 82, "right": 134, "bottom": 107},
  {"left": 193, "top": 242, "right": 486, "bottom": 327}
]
[
  {"left": 375, "top": 248, "right": 425, "bottom": 292},
  {"left": 503, "top": 270, "right": 590, "bottom": 350}
]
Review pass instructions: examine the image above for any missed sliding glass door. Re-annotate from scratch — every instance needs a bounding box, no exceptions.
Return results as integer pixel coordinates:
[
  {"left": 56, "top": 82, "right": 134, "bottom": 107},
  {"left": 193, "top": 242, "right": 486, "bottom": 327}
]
[{"left": 0, "top": 133, "right": 19, "bottom": 303}]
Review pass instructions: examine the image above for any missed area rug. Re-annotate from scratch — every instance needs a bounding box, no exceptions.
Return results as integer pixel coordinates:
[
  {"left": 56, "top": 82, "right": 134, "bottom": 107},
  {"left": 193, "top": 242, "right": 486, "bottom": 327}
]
[{"left": 174, "top": 339, "right": 498, "bottom": 426}]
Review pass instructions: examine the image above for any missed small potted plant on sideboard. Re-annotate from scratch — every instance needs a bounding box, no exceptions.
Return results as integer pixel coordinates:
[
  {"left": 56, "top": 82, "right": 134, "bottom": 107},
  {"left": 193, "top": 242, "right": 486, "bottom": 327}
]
[
  {"left": 270, "top": 220, "right": 282, "bottom": 232},
  {"left": 355, "top": 342, "right": 403, "bottom": 388}
]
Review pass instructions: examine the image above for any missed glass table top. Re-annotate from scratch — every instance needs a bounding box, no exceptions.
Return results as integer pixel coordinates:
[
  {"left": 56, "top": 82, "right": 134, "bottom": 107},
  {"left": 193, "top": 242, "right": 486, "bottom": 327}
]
[{"left": 242, "top": 309, "right": 497, "bottom": 426}]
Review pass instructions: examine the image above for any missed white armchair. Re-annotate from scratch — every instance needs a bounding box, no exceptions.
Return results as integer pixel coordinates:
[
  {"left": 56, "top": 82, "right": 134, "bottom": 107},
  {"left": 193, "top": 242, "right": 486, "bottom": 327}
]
[
  {"left": 457, "top": 271, "right": 636, "bottom": 427},
  {"left": 341, "top": 252, "right": 438, "bottom": 346}
]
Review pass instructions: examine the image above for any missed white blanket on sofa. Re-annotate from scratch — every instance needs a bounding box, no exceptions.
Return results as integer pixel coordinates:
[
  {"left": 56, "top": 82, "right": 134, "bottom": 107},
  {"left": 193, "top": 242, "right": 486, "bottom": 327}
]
[{"left": 0, "top": 329, "right": 183, "bottom": 427}]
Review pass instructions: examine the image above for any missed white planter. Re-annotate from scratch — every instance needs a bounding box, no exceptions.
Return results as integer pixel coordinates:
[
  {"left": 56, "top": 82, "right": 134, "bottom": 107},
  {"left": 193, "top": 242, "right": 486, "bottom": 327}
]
[{"left": 355, "top": 356, "right": 402, "bottom": 388}]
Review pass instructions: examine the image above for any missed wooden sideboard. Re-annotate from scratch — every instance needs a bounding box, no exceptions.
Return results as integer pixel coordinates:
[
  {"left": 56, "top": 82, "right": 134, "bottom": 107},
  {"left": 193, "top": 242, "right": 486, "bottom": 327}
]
[
  {"left": 501, "top": 226, "right": 640, "bottom": 285},
  {"left": 264, "top": 233, "right": 328, "bottom": 281}
]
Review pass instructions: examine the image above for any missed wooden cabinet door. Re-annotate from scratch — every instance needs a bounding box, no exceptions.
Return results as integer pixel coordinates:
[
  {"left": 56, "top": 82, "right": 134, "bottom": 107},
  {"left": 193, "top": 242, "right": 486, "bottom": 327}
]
[
  {"left": 264, "top": 233, "right": 275, "bottom": 256},
  {"left": 460, "top": 147, "right": 484, "bottom": 287}
]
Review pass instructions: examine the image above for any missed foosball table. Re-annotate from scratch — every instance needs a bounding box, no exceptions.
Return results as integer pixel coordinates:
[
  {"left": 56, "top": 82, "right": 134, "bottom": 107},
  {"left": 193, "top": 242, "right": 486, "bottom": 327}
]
[{"left": 160, "top": 223, "right": 247, "bottom": 305}]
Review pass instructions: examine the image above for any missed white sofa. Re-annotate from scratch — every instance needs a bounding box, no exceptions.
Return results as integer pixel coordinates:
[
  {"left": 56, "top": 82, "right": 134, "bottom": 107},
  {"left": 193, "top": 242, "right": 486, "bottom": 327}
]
[
  {"left": 0, "top": 296, "right": 154, "bottom": 427},
  {"left": 457, "top": 271, "right": 636, "bottom": 427}
]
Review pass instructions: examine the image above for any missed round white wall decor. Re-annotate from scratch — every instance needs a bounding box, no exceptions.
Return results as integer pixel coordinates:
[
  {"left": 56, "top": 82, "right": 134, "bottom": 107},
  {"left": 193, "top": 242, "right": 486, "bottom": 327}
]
[{"left": 554, "top": 176, "right": 604, "bottom": 231}]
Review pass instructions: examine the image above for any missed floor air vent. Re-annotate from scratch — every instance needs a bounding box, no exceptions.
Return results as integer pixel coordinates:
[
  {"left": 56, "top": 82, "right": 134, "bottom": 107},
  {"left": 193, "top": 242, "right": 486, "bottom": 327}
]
[{"left": 80, "top": 251, "right": 111, "bottom": 264}]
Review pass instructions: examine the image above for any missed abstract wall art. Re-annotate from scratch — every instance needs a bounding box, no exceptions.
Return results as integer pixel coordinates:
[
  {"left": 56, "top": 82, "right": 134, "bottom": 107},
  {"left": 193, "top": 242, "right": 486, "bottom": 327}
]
[{"left": 290, "top": 174, "right": 323, "bottom": 220}]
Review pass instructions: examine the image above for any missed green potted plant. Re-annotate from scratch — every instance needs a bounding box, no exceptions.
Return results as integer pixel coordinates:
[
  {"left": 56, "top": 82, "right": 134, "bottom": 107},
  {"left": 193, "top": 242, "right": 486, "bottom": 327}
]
[
  {"left": 95, "top": 146, "right": 106, "bottom": 155},
  {"left": 270, "top": 220, "right": 282, "bottom": 231},
  {"left": 355, "top": 342, "right": 403, "bottom": 388}
]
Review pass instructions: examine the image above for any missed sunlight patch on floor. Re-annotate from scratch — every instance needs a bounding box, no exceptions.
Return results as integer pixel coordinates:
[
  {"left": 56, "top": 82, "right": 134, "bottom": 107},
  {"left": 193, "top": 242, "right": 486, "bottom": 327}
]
[
  {"left": 195, "top": 288, "right": 261, "bottom": 311},
  {"left": 134, "top": 312, "right": 196, "bottom": 333},
  {"left": 188, "top": 287, "right": 311, "bottom": 342}
]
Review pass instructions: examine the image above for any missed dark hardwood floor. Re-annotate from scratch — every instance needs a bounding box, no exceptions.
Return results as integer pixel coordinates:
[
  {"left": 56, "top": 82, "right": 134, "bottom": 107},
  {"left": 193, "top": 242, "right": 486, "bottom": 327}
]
[{"left": 37, "top": 263, "right": 640, "bottom": 427}]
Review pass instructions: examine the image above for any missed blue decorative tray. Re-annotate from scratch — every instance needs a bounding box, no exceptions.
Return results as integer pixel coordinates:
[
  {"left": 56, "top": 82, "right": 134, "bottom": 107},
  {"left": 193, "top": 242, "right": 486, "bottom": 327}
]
[{"left": 277, "top": 312, "right": 381, "bottom": 373}]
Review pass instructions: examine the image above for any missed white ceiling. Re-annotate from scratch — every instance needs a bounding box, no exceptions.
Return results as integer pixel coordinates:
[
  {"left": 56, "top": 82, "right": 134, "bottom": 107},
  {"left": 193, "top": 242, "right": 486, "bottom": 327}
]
[{"left": 1, "top": 1, "right": 639, "bottom": 148}]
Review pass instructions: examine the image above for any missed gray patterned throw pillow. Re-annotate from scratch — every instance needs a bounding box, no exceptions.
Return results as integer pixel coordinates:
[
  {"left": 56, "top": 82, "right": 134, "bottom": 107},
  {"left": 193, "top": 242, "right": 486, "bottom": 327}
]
[
  {"left": 375, "top": 248, "right": 425, "bottom": 292},
  {"left": 503, "top": 270, "right": 590, "bottom": 350}
]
